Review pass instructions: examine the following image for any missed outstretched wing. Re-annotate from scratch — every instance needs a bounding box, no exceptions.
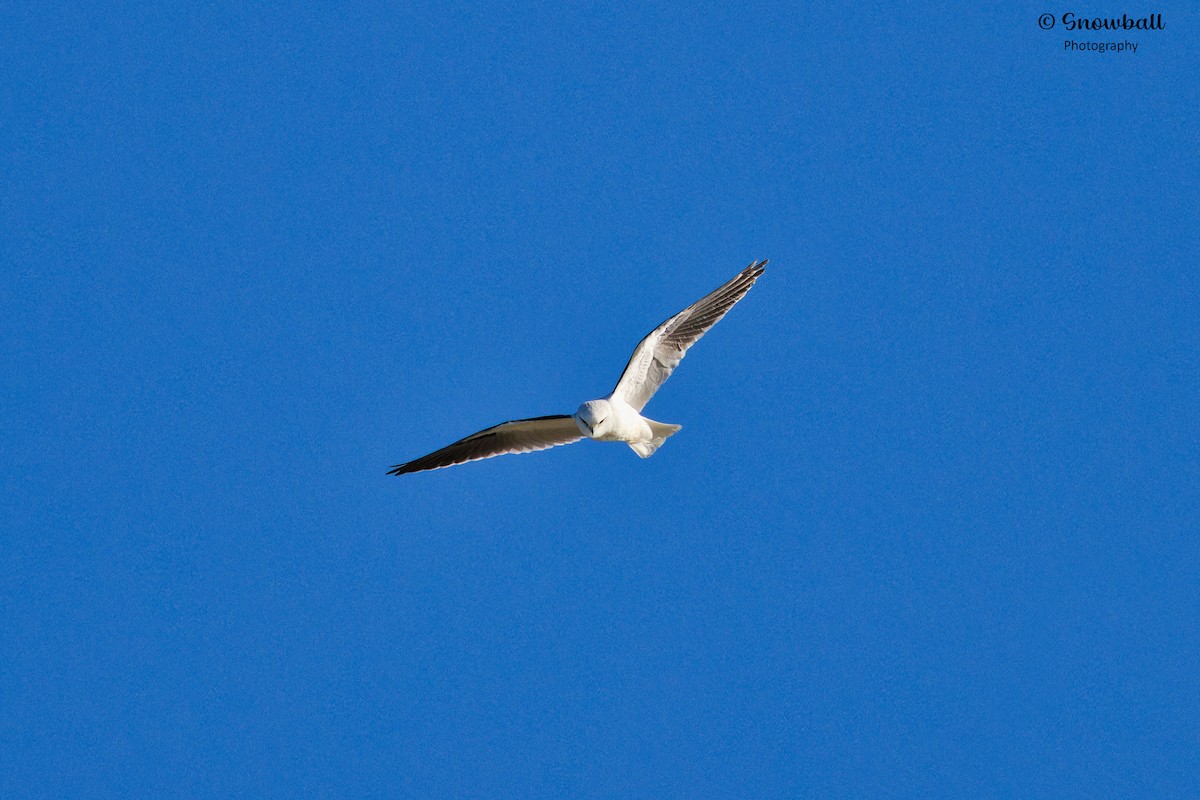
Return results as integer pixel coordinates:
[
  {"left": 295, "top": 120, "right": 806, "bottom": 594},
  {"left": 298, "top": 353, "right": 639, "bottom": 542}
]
[
  {"left": 387, "top": 415, "right": 584, "bottom": 475},
  {"left": 611, "top": 260, "right": 767, "bottom": 411}
]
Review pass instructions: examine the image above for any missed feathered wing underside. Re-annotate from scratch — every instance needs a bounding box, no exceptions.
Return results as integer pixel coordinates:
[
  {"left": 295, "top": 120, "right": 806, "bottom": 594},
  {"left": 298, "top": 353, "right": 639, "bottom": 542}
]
[
  {"left": 611, "top": 260, "right": 767, "bottom": 411},
  {"left": 387, "top": 415, "right": 583, "bottom": 475}
]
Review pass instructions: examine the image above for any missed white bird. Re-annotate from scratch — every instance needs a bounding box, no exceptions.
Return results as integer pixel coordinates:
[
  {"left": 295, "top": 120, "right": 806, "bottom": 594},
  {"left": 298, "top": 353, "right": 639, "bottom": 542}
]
[{"left": 388, "top": 260, "right": 767, "bottom": 475}]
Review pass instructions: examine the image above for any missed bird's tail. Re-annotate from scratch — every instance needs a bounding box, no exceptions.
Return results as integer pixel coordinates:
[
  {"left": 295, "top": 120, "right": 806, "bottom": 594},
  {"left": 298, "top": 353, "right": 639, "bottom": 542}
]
[{"left": 629, "top": 421, "right": 682, "bottom": 458}]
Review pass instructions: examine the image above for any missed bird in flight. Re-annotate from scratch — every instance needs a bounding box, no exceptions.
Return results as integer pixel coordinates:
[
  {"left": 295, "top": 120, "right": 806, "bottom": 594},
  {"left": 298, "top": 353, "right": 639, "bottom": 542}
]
[{"left": 388, "top": 260, "right": 767, "bottom": 475}]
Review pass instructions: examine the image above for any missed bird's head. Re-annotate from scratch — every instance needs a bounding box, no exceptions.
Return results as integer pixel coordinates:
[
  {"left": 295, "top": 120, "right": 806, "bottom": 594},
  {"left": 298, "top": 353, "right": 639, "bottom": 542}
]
[{"left": 574, "top": 400, "right": 612, "bottom": 438}]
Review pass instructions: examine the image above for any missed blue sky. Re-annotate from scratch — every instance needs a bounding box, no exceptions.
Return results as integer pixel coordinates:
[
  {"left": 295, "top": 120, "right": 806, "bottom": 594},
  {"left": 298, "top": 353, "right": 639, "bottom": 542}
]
[{"left": 3, "top": 2, "right": 1198, "bottom": 797}]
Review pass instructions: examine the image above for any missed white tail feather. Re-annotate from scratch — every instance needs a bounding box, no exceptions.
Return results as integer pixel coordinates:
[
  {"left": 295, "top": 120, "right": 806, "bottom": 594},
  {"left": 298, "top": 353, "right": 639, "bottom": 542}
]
[{"left": 628, "top": 421, "right": 682, "bottom": 458}]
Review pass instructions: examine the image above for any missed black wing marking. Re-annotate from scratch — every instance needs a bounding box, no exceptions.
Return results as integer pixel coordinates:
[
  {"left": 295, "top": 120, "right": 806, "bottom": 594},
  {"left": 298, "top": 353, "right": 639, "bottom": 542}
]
[{"left": 387, "top": 415, "right": 584, "bottom": 475}]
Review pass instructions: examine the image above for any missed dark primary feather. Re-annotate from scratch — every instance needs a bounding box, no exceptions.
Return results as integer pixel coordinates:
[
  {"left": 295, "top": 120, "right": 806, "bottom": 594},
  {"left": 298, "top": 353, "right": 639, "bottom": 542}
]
[
  {"left": 387, "top": 415, "right": 583, "bottom": 476},
  {"left": 612, "top": 260, "right": 766, "bottom": 411}
]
